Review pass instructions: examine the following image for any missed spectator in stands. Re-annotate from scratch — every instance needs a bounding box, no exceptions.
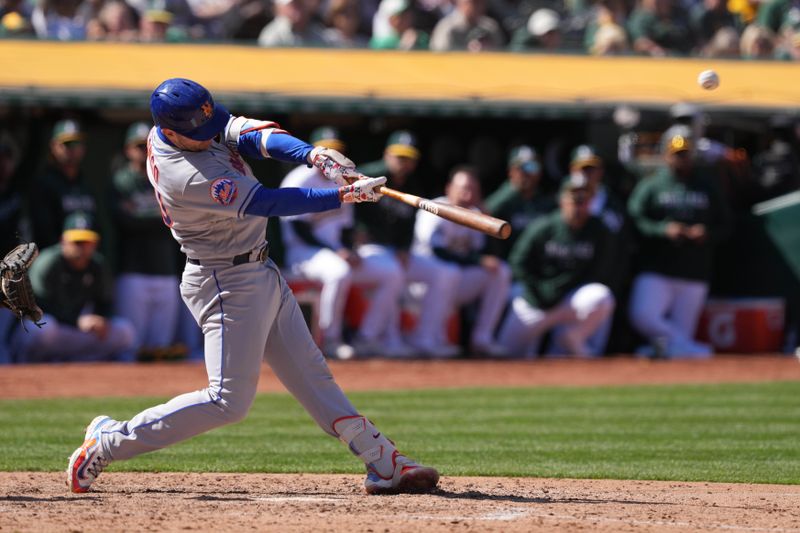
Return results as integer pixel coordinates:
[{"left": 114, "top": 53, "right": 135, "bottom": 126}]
[
  {"left": 702, "top": 26, "right": 742, "bottom": 57},
  {"left": 86, "top": 0, "right": 138, "bottom": 40},
  {"left": 777, "top": 25, "right": 800, "bottom": 59},
  {"left": 627, "top": 0, "right": 694, "bottom": 56},
  {"left": 497, "top": 173, "right": 616, "bottom": 358},
  {"left": 280, "top": 127, "right": 406, "bottom": 359},
  {"left": 370, "top": 0, "right": 429, "bottom": 50},
  {"left": 484, "top": 145, "right": 551, "bottom": 259},
  {"left": 0, "top": 0, "right": 33, "bottom": 37},
  {"left": 690, "top": 0, "right": 737, "bottom": 50},
  {"left": 740, "top": 23, "right": 777, "bottom": 58},
  {"left": 627, "top": 132, "right": 732, "bottom": 358},
  {"left": 12, "top": 212, "right": 135, "bottom": 363},
  {"left": 413, "top": 165, "right": 511, "bottom": 357},
  {"left": 430, "top": 0, "right": 506, "bottom": 52},
  {"left": 583, "top": 2, "right": 631, "bottom": 55},
  {"left": 139, "top": 1, "right": 190, "bottom": 42},
  {"left": 509, "top": 8, "right": 564, "bottom": 51},
  {"left": 356, "top": 131, "right": 460, "bottom": 358},
  {"left": 757, "top": 0, "right": 800, "bottom": 34},
  {"left": 110, "top": 122, "right": 182, "bottom": 359},
  {"left": 31, "top": 0, "right": 90, "bottom": 40},
  {"left": 258, "top": 0, "right": 327, "bottom": 47},
  {"left": 32, "top": 119, "right": 98, "bottom": 250},
  {"left": 588, "top": 21, "right": 629, "bottom": 55},
  {"left": 323, "top": 0, "right": 368, "bottom": 47}
]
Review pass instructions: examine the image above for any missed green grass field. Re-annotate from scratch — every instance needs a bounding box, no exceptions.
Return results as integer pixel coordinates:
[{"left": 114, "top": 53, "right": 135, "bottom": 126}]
[{"left": 2, "top": 382, "right": 799, "bottom": 484}]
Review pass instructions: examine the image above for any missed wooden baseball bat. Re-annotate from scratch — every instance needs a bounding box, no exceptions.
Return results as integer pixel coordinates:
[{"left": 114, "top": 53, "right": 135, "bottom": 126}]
[{"left": 378, "top": 186, "right": 511, "bottom": 240}]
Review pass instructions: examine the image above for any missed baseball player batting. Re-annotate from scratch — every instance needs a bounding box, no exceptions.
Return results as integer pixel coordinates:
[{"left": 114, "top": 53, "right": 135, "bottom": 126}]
[{"left": 66, "top": 78, "right": 439, "bottom": 495}]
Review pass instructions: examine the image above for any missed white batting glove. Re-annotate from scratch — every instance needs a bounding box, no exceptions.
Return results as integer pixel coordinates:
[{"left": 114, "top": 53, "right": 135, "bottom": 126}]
[
  {"left": 339, "top": 176, "right": 386, "bottom": 203},
  {"left": 309, "top": 146, "right": 357, "bottom": 185}
]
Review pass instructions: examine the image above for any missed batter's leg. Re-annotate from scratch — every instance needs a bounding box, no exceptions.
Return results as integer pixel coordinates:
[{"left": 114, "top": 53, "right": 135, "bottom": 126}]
[
  {"left": 97, "top": 262, "right": 278, "bottom": 461},
  {"left": 262, "top": 261, "right": 438, "bottom": 493}
]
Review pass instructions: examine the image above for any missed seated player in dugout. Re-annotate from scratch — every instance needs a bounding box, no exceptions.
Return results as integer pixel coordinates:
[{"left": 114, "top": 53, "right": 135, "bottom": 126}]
[
  {"left": 355, "top": 131, "right": 462, "bottom": 358},
  {"left": 497, "top": 174, "right": 616, "bottom": 358},
  {"left": 66, "top": 78, "right": 439, "bottom": 497},
  {"left": 412, "top": 165, "right": 511, "bottom": 357},
  {"left": 13, "top": 212, "right": 137, "bottom": 363},
  {"left": 279, "top": 127, "right": 408, "bottom": 360}
]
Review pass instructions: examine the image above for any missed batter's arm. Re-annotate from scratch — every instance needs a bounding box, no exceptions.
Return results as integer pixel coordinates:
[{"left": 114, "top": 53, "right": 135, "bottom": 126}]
[{"left": 243, "top": 187, "right": 340, "bottom": 217}]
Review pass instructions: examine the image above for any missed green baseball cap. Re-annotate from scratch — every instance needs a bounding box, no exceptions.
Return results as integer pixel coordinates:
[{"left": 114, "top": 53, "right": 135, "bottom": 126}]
[
  {"left": 52, "top": 120, "right": 83, "bottom": 144},
  {"left": 309, "top": 126, "right": 345, "bottom": 152},
  {"left": 62, "top": 211, "right": 100, "bottom": 243},
  {"left": 508, "top": 145, "right": 540, "bottom": 174},
  {"left": 560, "top": 172, "right": 591, "bottom": 194},
  {"left": 570, "top": 145, "right": 602, "bottom": 169},
  {"left": 385, "top": 130, "right": 420, "bottom": 160},
  {"left": 125, "top": 122, "right": 151, "bottom": 145}
]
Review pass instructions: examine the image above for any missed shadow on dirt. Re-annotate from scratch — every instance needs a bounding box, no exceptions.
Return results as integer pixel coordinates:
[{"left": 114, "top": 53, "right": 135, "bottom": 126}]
[
  {"left": 1, "top": 495, "right": 101, "bottom": 502},
  {"left": 431, "top": 489, "right": 662, "bottom": 506}
]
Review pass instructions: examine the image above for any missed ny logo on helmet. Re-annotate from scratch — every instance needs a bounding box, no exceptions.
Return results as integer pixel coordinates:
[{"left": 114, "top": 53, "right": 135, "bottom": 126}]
[{"left": 201, "top": 101, "right": 213, "bottom": 119}]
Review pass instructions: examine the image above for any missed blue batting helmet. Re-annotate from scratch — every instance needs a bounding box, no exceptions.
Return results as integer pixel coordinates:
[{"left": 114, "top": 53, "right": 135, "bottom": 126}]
[{"left": 150, "top": 78, "right": 230, "bottom": 141}]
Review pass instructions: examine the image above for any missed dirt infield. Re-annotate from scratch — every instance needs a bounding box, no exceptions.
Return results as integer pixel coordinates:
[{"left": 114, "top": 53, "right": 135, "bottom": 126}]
[
  {"left": 2, "top": 355, "right": 799, "bottom": 399},
  {"left": 2, "top": 356, "right": 799, "bottom": 532}
]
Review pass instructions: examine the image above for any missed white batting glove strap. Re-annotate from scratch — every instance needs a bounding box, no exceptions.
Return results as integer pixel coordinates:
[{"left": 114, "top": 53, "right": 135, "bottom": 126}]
[
  {"left": 339, "top": 176, "right": 386, "bottom": 203},
  {"left": 309, "top": 146, "right": 357, "bottom": 185}
]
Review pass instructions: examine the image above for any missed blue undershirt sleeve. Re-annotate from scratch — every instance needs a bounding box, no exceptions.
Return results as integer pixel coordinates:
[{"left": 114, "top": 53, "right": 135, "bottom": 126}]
[
  {"left": 237, "top": 130, "right": 314, "bottom": 164},
  {"left": 243, "top": 186, "right": 341, "bottom": 218}
]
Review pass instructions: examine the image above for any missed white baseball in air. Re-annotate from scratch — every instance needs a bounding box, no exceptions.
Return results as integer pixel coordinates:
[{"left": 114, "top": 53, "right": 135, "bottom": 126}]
[{"left": 698, "top": 69, "right": 720, "bottom": 90}]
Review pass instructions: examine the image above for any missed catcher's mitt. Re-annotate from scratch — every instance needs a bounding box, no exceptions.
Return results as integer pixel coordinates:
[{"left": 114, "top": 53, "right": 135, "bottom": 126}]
[{"left": 0, "top": 243, "right": 44, "bottom": 328}]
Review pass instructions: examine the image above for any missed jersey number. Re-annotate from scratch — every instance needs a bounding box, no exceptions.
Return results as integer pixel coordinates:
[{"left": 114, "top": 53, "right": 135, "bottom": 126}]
[{"left": 146, "top": 137, "right": 174, "bottom": 227}]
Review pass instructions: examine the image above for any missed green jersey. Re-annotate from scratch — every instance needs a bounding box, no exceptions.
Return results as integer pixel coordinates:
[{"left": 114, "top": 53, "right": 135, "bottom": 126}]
[
  {"left": 627, "top": 166, "right": 732, "bottom": 281},
  {"left": 29, "top": 244, "right": 114, "bottom": 327},
  {"left": 32, "top": 166, "right": 97, "bottom": 249},
  {"left": 510, "top": 211, "right": 613, "bottom": 309},
  {"left": 484, "top": 182, "right": 553, "bottom": 259},
  {"left": 111, "top": 165, "right": 179, "bottom": 276}
]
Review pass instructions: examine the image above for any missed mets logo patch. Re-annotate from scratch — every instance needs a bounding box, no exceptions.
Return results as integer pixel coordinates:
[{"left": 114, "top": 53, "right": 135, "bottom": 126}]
[{"left": 210, "top": 177, "right": 238, "bottom": 206}]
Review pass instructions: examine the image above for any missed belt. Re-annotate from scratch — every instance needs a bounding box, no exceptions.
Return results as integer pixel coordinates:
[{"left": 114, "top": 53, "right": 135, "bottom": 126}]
[{"left": 187, "top": 245, "right": 268, "bottom": 266}]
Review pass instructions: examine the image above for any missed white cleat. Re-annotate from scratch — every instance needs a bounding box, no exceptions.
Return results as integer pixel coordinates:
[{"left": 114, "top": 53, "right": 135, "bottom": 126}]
[
  {"left": 66, "top": 415, "right": 114, "bottom": 493},
  {"left": 364, "top": 451, "right": 440, "bottom": 495}
]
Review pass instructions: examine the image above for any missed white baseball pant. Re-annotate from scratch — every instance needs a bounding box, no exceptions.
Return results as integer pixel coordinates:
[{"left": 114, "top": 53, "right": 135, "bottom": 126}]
[
  {"left": 115, "top": 273, "right": 180, "bottom": 351},
  {"left": 286, "top": 244, "right": 403, "bottom": 344},
  {"left": 98, "top": 259, "right": 360, "bottom": 460},
  {"left": 446, "top": 260, "right": 512, "bottom": 347},
  {"left": 628, "top": 272, "right": 709, "bottom": 354},
  {"left": 498, "top": 283, "right": 615, "bottom": 358}
]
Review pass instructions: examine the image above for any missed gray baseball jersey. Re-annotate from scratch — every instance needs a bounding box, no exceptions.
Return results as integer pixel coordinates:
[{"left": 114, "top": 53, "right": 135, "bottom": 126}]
[{"left": 95, "top": 116, "right": 361, "bottom": 461}]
